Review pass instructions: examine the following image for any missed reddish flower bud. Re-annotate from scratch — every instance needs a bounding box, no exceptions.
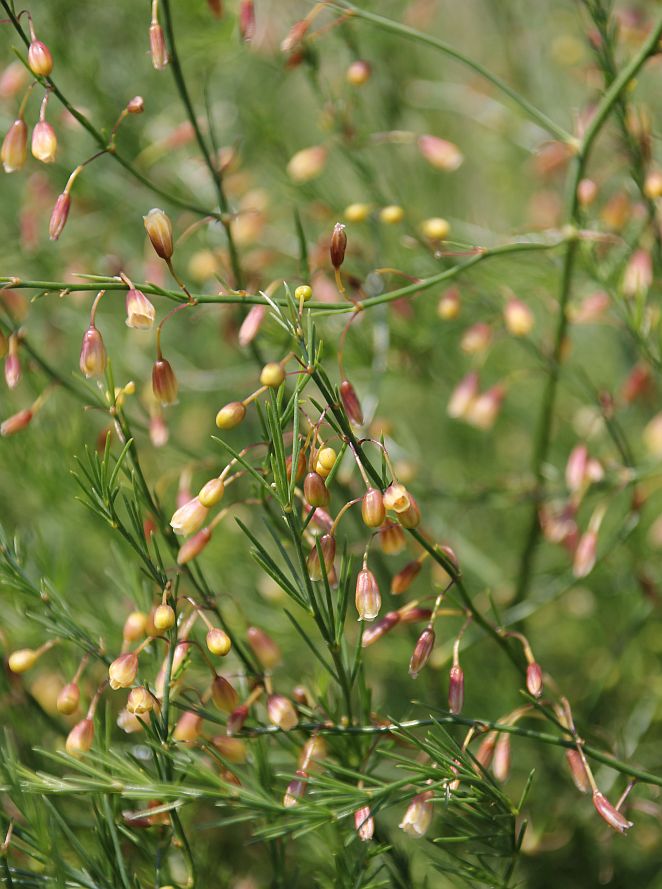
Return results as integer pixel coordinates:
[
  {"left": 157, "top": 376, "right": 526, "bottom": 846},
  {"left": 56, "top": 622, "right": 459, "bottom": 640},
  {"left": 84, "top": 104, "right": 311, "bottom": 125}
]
[
  {"left": 127, "top": 96, "right": 144, "bottom": 114},
  {"left": 409, "top": 627, "right": 435, "bottom": 679},
  {"left": 566, "top": 749, "right": 591, "bottom": 793},
  {"left": 1, "top": 407, "right": 32, "bottom": 437},
  {"left": 143, "top": 208, "right": 173, "bottom": 259},
  {"left": 379, "top": 519, "right": 406, "bottom": 555},
  {"left": 307, "top": 533, "right": 336, "bottom": 581},
  {"left": 57, "top": 682, "right": 80, "bottom": 715},
  {"left": 238, "top": 304, "right": 266, "bottom": 346},
  {"left": 354, "top": 806, "right": 374, "bottom": 841},
  {"left": 66, "top": 718, "right": 94, "bottom": 756},
  {"left": 152, "top": 357, "right": 178, "bottom": 405},
  {"left": 577, "top": 177, "right": 598, "bottom": 206},
  {"left": 526, "top": 662, "right": 543, "bottom": 698},
  {"left": 125, "top": 288, "right": 155, "bottom": 329},
  {"left": 207, "top": 627, "right": 232, "bottom": 656},
  {"left": 330, "top": 223, "right": 347, "bottom": 269},
  {"left": 247, "top": 626, "right": 281, "bottom": 668},
  {"left": 226, "top": 703, "right": 249, "bottom": 735},
  {"left": 399, "top": 790, "right": 434, "bottom": 837},
  {"left": 267, "top": 694, "right": 298, "bottom": 730},
  {"left": 173, "top": 711, "right": 203, "bottom": 743},
  {"left": 362, "top": 488, "right": 385, "bottom": 527},
  {"left": 362, "top": 610, "right": 400, "bottom": 647},
  {"left": 49, "top": 192, "right": 71, "bottom": 241},
  {"left": 149, "top": 22, "right": 168, "bottom": 70},
  {"left": 417, "top": 135, "right": 464, "bottom": 171},
  {"left": 398, "top": 606, "right": 432, "bottom": 624},
  {"left": 303, "top": 504, "right": 334, "bottom": 533},
  {"left": 283, "top": 769, "right": 308, "bottom": 807},
  {"left": 170, "top": 497, "right": 208, "bottom": 536},
  {"left": 573, "top": 529, "right": 597, "bottom": 578},
  {"left": 212, "top": 735, "right": 247, "bottom": 763},
  {"left": 461, "top": 322, "right": 492, "bottom": 355},
  {"left": 340, "top": 378, "right": 363, "bottom": 425},
  {"left": 355, "top": 568, "right": 381, "bottom": 621},
  {"left": 391, "top": 560, "right": 421, "bottom": 595},
  {"left": 448, "top": 664, "right": 464, "bottom": 714},
  {"left": 622, "top": 249, "right": 652, "bottom": 299},
  {"left": 492, "top": 733, "right": 511, "bottom": 782},
  {"left": 211, "top": 674, "right": 238, "bottom": 712},
  {"left": 79, "top": 325, "right": 107, "bottom": 378},
  {"left": 447, "top": 372, "right": 479, "bottom": 419},
  {"left": 127, "top": 686, "right": 153, "bottom": 715},
  {"left": 565, "top": 444, "right": 588, "bottom": 493},
  {"left": 4, "top": 342, "right": 20, "bottom": 389},
  {"left": 2, "top": 119, "right": 28, "bottom": 172},
  {"left": 108, "top": 652, "right": 139, "bottom": 690},
  {"left": 31, "top": 120, "right": 57, "bottom": 163},
  {"left": 592, "top": 791, "right": 633, "bottom": 833},
  {"left": 177, "top": 527, "right": 212, "bottom": 564},
  {"left": 304, "top": 471, "right": 329, "bottom": 508},
  {"left": 475, "top": 732, "right": 497, "bottom": 769},
  {"left": 239, "top": 0, "right": 256, "bottom": 41},
  {"left": 28, "top": 39, "right": 53, "bottom": 76},
  {"left": 465, "top": 385, "right": 505, "bottom": 430},
  {"left": 215, "top": 400, "right": 246, "bottom": 429}
]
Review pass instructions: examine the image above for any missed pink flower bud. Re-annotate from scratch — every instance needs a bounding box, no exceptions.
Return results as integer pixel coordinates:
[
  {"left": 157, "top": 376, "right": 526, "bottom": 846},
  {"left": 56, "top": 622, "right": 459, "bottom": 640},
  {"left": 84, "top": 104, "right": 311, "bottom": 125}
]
[
  {"left": 211, "top": 675, "right": 238, "bottom": 713},
  {"left": 238, "top": 304, "right": 266, "bottom": 346},
  {"left": 226, "top": 703, "right": 249, "bottom": 735},
  {"left": 173, "top": 711, "right": 203, "bottom": 743},
  {"left": 108, "top": 652, "right": 139, "bottom": 690},
  {"left": 127, "top": 686, "right": 153, "bottom": 715},
  {"left": 526, "top": 662, "right": 543, "bottom": 698},
  {"left": 31, "top": 120, "right": 57, "bottom": 163},
  {"left": 49, "top": 192, "right": 71, "bottom": 241},
  {"left": 492, "top": 733, "right": 511, "bottom": 782},
  {"left": 287, "top": 145, "right": 327, "bottom": 183},
  {"left": 362, "top": 611, "right": 400, "bottom": 647},
  {"left": 79, "top": 325, "right": 107, "bottom": 377},
  {"left": 354, "top": 806, "right": 374, "bottom": 841},
  {"left": 267, "top": 694, "right": 298, "bottom": 730},
  {"left": 1, "top": 407, "right": 32, "bottom": 437},
  {"left": 572, "top": 529, "right": 597, "bottom": 578},
  {"left": 592, "top": 791, "right": 633, "bottom": 833},
  {"left": 409, "top": 627, "right": 435, "bottom": 679},
  {"left": 28, "top": 40, "right": 53, "bottom": 76},
  {"left": 125, "top": 288, "right": 155, "bottom": 329},
  {"left": 417, "top": 135, "right": 464, "bottom": 171},
  {"left": 391, "top": 560, "right": 422, "bottom": 595},
  {"left": 170, "top": 497, "right": 208, "bottom": 536},
  {"left": 460, "top": 322, "right": 492, "bottom": 355},
  {"left": 330, "top": 223, "right": 347, "bottom": 269},
  {"left": 448, "top": 664, "right": 464, "bottom": 714},
  {"left": 177, "top": 527, "right": 212, "bottom": 564},
  {"left": 622, "top": 249, "right": 652, "bottom": 299},
  {"left": 123, "top": 611, "right": 146, "bottom": 642},
  {"left": 503, "top": 298, "right": 534, "bottom": 336},
  {"left": 143, "top": 208, "right": 173, "bottom": 259},
  {"left": 361, "top": 488, "right": 385, "bottom": 528},
  {"left": 304, "top": 471, "right": 329, "bottom": 508},
  {"left": 340, "top": 378, "right": 363, "bottom": 425},
  {"left": 247, "top": 626, "right": 281, "bottom": 668},
  {"left": 152, "top": 357, "right": 178, "bottom": 406},
  {"left": 399, "top": 790, "right": 434, "bottom": 837},
  {"left": 149, "top": 411, "right": 169, "bottom": 447},
  {"left": 577, "top": 177, "right": 598, "bottom": 207},
  {"left": 2, "top": 119, "right": 28, "bottom": 173},
  {"left": 307, "top": 533, "right": 336, "bottom": 581},
  {"left": 283, "top": 769, "right": 308, "bottom": 807},
  {"left": 475, "top": 732, "right": 497, "bottom": 769},
  {"left": 66, "top": 718, "right": 94, "bottom": 756},
  {"left": 565, "top": 749, "right": 590, "bottom": 793},
  {"left": 465, "top": 385, "right": 505, "bottom": 430},
  {"left": 4, "top": 346, "right": 20, "bottom": 389},
  {"left": 149, "top": 23, "right": 169, "bottom": 70},
  {"left": 355, "top": 568, "right": 381, "bottom": 621},
  {"left": 239, "top": 0, "right": 256, "bottom": 41},
  {"left": 447, "top": 371, "right": 479, "bottom": 419},
  {"left": 0, "top": 62, "right": 28, "bottom": 99},
  {"left": 565, "top": 444, "right": 588, "bottom": 493},
  {"left": 57, "top": 682, "right": 80, "bottom": 715},
  {"left": 346, "top": 59, "right": 371, "bottom": 85},
  {"left": 398, "top": 606, "right": 432, "bottom": 624},
  {"left": 127, "top": 96, "right": 144, "bottom": 114}
]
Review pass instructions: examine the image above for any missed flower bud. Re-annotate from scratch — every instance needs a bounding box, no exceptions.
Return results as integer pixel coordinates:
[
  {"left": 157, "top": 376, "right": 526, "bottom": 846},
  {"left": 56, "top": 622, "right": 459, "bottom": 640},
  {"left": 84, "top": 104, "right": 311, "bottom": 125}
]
[
  {"left": 307, "top": 533, "right": 336, "bottom": 581},
  {"left": 8, "top": 648, "right": 38, "bottom": 673},
  {"left": 154, "top": 604, "right": 176, "bottom": 631},
  {"left": 592, "top": 791, "right": 633, "bottom": 833},
  {"left": 31, "top": 120, "right": 57, "bottom": 163},
  {"left": 287, "top": 145, "right": 327, "bottom": 183},
  {"left": 304, "top": 471, "right": 329, "bottom": 508},
  {"left": 577, "top": 177, "right": 598, "bottom": 206},
  {"left": 152, "top": 357, "right": 178, "bottom": 406},
  {"left": 173, "top": 711, "right": 203, "bottom": 743},
  {"left": 2, "top": 119, "right": 28, "bottom": 173},
  {"left": 465, "top": 385, "right": 505, "bottom": 431},
  {"left": 123, "top": 611, "right": 146, "bottom": 642},
  {"left": 79, "top": 325, "right": 107, "bottom": 378},
  {"left": 344, "top": 203, "right": 372, "bottom": 223},
  {"left": 437, "top": 287, "right": 461, "bottom": 320},
  {"left": 447, "top": 372, "right": 479, "bottom": 419},
  {"left": 417, "top": 135, "right": 463, "bottom": 171},
  {"left": 1, "top": 408, "right": 32, "bottom": 437},
  {"left": 399, "top": 790, "right": 434, "bottom": 838},
  {"left": 149, "top": 23, "right": 168, "bottom": 70},
  {"left": 239, "top": 0, "right": 256, "bottom": 41},
  {"left": 346, "top": 59, "right": 371, "bottom": 86},
  {"left": 199, "top": 477, "right": 225, "bottom": 507},
  {"left": 238, "top": 304, "right": 266, "bottom": 346},
  {"left": 260, "top": 362, "right": 285, "bottom": 388},
  {"left": 379, "top": 519, "right": 406, "bottom": 555},
  {"left": 572, "top": 529, "right": 597, "bottom": 578},
  {"left": 109, "top": 652, "right": 139, "bottom": 690},
  {"left": 330, "top": 223, "right": 347, "bottom": 270},
  {"left": 355, "top": 568, "right": 381, "bottom": 621},
  {"left": 448, "top": 664, "right": 464, "bottom": 714},
  {"left": 298, "top": 736, "right": 327, "bottom": 771},
  {"left": 66, "top": 718, "right": 94, "bottom": 756},
  {"left": 461, "top": 322, "right": 492, "bottom": 355},
  {"left": 380, "top": 204, "right": 404, "bottom": 224},
  {"left": 226, "top": 703, "right": 249, "bottom": 735},
  {"left": 340, "top": 378, "right": 363, "bottom": 425},
  {"left": 247, "top": 626, "right": 281, "bottom": 668},
  {"left": 409, "top": 627, "right": 435, "bottom": 679},
  {"left": 294, "top": 284, "right": 313, "bottom": 302},
  {"left": 383, "top": 483, "right": 410, "bottom": 513},
  {"left": 361, "top": 610, "right": 400, "bottom": 647},
  {"left": 315, "top": 447, "right": 337, "bottom": 479},
  {"left": 125, "top": 288, "right": 155, "bottom": 329},
  {"left": 283, "top": 769, "right": 308, "bottom": 807},
  {"left": 212, "top": 735, "right": 247, "bottom": 763},
  {"left": 127, "top": 686, "right": 153, "bottom": 715},
  {"left": 398, "top": 494, "right": 421, "bottom": 529},
  {"left": 143, "top": 208, "right": 173, "bottom": 260},
  {"left": 622, "top": 249, "right": 652, "bottom": 299},
  {"left": 565, "top": 749, "right": 590, "bottom": 793},
  {"left": 177, "top": 527, "right": 212, "bottom": 564},
  {"left": 170, "top": 497, "right": 208, "bottom": 536},
  {"left": 492, "top": 733, "right": 511, "bottom": 782},
  {"left": 211, "top": 674, "right": 238, "bottom": 712},
  {"left": 117, "top": 708, "right": 144, "bottom": 733},
  {"left": 526, "top": 662, "right": 543, "bottom": 698},
  {"left": 28, "top": 40, "right": 54, "bottom": 76},
  {"left": 361, "top": 488, "right": 385, "bottom": 527},
  {"left": 504, "top": 298, "right": 534, "bottom": 336},
  {"left": 49, "top": 192, "right": 71, "bottom": 240},
  {"left": 267, "top": 694, "right": 298, "bottom": 730},
  {"left": 215, "top": 401, "right": 246, "bottom": 429},
  {"left": 207, "top": 627, "right": 232, "bottom": 656},
  {"left": 354, "top": 806, "right": 374, "bottom": 841},
  {"left": 57, "top": 682, "right": 80, "bottom": 715},
  {"left": 399, "top": 606, "right": 432, "bottom": 624},
  {"left": 420, "top": 217, "right": 450, "bottom": 240},
  {"left": 391, "top": 560, "right": 421, "bottom": 595},
  {"left": 127, "top": 96, "right": 145, "bottom": 114}
]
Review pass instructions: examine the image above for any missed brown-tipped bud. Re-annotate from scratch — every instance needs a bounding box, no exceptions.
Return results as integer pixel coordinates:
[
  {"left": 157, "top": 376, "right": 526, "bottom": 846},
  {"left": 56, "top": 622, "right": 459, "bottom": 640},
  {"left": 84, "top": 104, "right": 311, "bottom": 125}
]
[
  {"left": 247, "top": 626, "right": 281, "bottom": 668},
  {"left": 143, "top": 208, "right": 173, "bottom": 259},
  {"left": 49, "top": 192, "right": 71, "bottom": 240},
  {"left": 207, "top": 627, "right": 232, "bottom": 657},
  {"left": 448, "top": 664, "right": 464, "bottom": 714},
  {"left": 267, "top": 694, "right": 298, "bottom": 730},
  {"left": 330, "top": 223, "right": 347, "bottom": 269},
  {"left": 125, "top": 288, "right": 155, "bottom": 329},
  {"left": 65, "top": 717, "right": 94, "bottom": 756},
  {"left": 287, "top": 145, "right": 327, "bottom": 183},
  {"left": 287, "top": 450, "right": 307, "bottom": 483},
  {"left": 8, "top": 648, "right": 39, "bottom": 673},
  {"left": 283, "top": 769, "right": 308, "bottom": 807},
  {"left": 127, "top": 96, "right": 145, "bottom": 114},
  {"left": 108, "top": 652, "right": 139, "bottom": 690},
  {"left": 57, "top": 682, "right": 80, "bottom": 715},
  {"left": 437, "top": 286, "right": 461, "bottom": 320},
  {"left": 28, "top": 40, "right": 54, "bottom": 76},
  {"left": 379, "top": 519, "right": 406, "bottom": 555},
  {"left": 340, "top": 378, "right": 363, "bottom": 425},
  {"left": 391, "top": 560, "right": 421, "bottom": 595},
  {"left": 212, "top": 735, "right": 247, "bottom": 763},
  {"left": 526, "top": 662, "right": 543, "bottom": 698},
  {"left": 362, "top": 610, "right": 400, "bottom": 647},
  {"left": 592, "top": 791, "right": 633, "bottom": 833},
  {"left": 153, "top": 603, "right": 176, "bottom": 631},
  {"left": 127, "top": 686, "right": 154, "bottom": 715},
  {"left": 354, "top": 806, "right": 374, "bottom": 841},
  {"left": 417, "top": 134, "right": 464, "bottom": 171},
  {"left": 226, "top": 703, "right": 249, "bottom": 735},
  {"left": 307, "top": 533, "right": 336, "bottom": 581},
  {"left": 448, "top": 371, "right": 479, "bottom": 419},
  {"left": 177, "top": 527, "right": 212, "bottom": 564},
  {"left": 31, "top": 120, "right": 57, "bottom": 163},
  {"left": 408, "top": 627, "right": 435, "bottom": 679},
  {"left": 238, "top": 304, "right": 266, "bottom": 346},
  {"left": 215, "top": 400, "right": 246, "bottom": 429},
  {"left": 2, "top": 119, "right": 28, "bottom": 173},
  {"left": 399, "top": 790, "right": 434, "bottom": 838},
  {"left": 492, "top": 733, "right": 511, "bottom": 782},
  {"left": 304, "top": 471, "right": 329, "bottom": 508},
  {"left": 199, "top": 477, "right": 225, "bottom": 507},
  {"left": 149, "top": 23, "right": 168, "bottom": 70},
  {"left": 504, "top": 298, "right": 534, "bottom": 336},
  {"left": 173, "top": 711, "right": 203, "bottom": 743},
  {"left": 355, "top": 568, "right": 381, "bottom": 621},
  {"left": 260, "top": 361, "right": 285, "bottom": 388},
  {"left": 346, "top": 59, "right": 372, "bottom": 86},
  {"left": 79, "top": 324, "right": 106, "bottom": 378},
  {"left": 1, "top": 408, "right": 32, "bottom": 437},
  {"left": 362, "top": 488, "right": 385, "bottom": 528},
  {"left": 298, "top": 736, "right": 327, "bottom": 771},
  {"left": 239, "top": 0, "right": 256, "bottom": 41},
  {"left": 123, "top": 611, "right": 146, "bottom": 643},
  {"left": 170, "top": 497, "right": 208, "bottom": 536},
  {"left": 211, "top": 674, "right": 239, "bottom": 713},
  {"left": 566, "top": 749, "right": 591, "bottom": 793},
  {"left": 152, "top": 357, "right": 178, "bottom": 406}
]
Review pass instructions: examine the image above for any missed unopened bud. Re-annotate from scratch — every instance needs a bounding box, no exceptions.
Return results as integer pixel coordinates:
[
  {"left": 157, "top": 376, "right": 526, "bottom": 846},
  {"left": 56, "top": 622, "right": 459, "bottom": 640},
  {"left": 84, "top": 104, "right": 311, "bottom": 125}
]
[
  {"left": 461, "top": 322, "right": 492, "bottom": 355},
  {"left": 127, "top": 686, "right": 153, "bottom": 715},
  {"left": 199, "top": 477, "right": 225, "bottom": 507},
  {"left": 143, "top": 208, "right": 173, "bottom": 260},
  {"left": 391, "top": 560, "right": 421, "bottom": 595},
  {"left": 346, "top": 59, "right": 371, "bottom": 86},
  {"left": 398, "top": 606, "right": 432, "bottom": 624},
  {"left": 437, "top": 286, "right": 461, "bottom": 319},
  {"left": 362, "top": 610, "right": 400, "bottom": 647},
  {"left": 154, "top": 604, "right": 176, "bottom": 631},
  {"left": 307, "top": 533, "right": 336, "bottom": 581},
  {"left": 1, "top": 408, "right": 32, "bottom": 437},
  {"left": 260, "top": 361, "right": 285, "bottom": 388},
  {"left": 31, "top": 120, "right": 57, "bottom": 163},
  {"left": 409, "top": 627, "right": 435, "bottom": 679},
  {"left": 2, "top": 119, "right": 28, "bottom": 173},
  {"left": 226, "top": 703, "right": 249, "bottom": 735},
  {"left": 417, "top": 134, "right": 464, "bottom": 171},
  {"left": 298, "top": 736, "right": 327, "bottom": 771},
  {"left": 398, "top": 494, "right": 421, "bottom": 529},
  {"left": 566, "top": 749, "right": 590, "bottom": 793},
  {"left": 123, "top": 611, "right": 146, "bottom": 642},
  {"left": 8, "top": 648, "right": 38, "bottom": 673},
  {"left": 212, "top": 735, "right": 247, "bottom": 763},
  {"left": 399, "top": 790, "right": 434, "bottom": 838},
  {"left": 247, "top": 626, "right": 281, "bottom": 668},
  {"left": 211, "top": 674, "right": 238, "bottom": 712},
  {"left": 504, "top": 298, "right": 534, "bottom": 336},
  {"left": 362, "top": 488, "right": 385, "bottom": 528},
  {"left": 465, "top": 385, "right": 505, "bottom": 431},
  {"left": 79, "top": 325, "right": 107, "bottom": 378},
  {"left": 152, "top": 357, "right": 178, "bottom": 405},
  {"left": 340, "top": 378, "right": 363, "bottom": 425},
  {"left": 127, "top": 96, "right": 145, "bottom": 114},
  {"left": 355, "top": 568, "right": 381, "bottom": 621},
  {"left": 448, "top": 371, "right": 479, "bottom": 419},
  {"left": 170, "top": 497, "right": 208, "bottom": 536},
  {"left": 66, "top": 718, "right": 94, "bottom": 756},
  {"left": 330, "top": 223, "right": 347, "bottom": 269},
  {"left": 57, "top": 682, "right": 80, "bottom": 715},
  {"left": 125, "top": 288, "right": 155, "bottom": 329},
  {"left": 287, "top": 145, "right": 327, "bottom": 183},
  {"left": 448, "top": 664, "right": 464, "bottom": 714},
  {"left": 149, "top": 23, "right": 169, "bottom": 70},
  {"left": 492, "top": 733, "right": 511, "bottom": 782},
  {"left": 304, "top": 471, "right": 329, "bottom": 508},
  {"left": 577, "top": 177, "right": 598, "bottom": 206},
  {"left": 354, "top": 806, "right": 374, "bottom": 841},
  {"left": 572, "top": 529, "right": 597, "bottom": 578},
  {"left": 238, "top": 304, "right": 266, "bottom": 345},
  {"left": 622, "top": 249, "right": 652, "bottom": 299},
  {"left": 215, "top": 401, "right": 246, "bottom": 429},
  {"left": 526, "top": 662, "right": 543, "bottom": 698},
  {"left": 283, "top": 769, "right": 308, "bottom": 807},
  {"left": 239, "top": 0, "right": 256, "bottom": 41},
  {"left": 286, "top": 450, "right": 307, "bottom": 483},
  {"left": 207, "top": 627, "right": 232, "bottom": 656},
  {"left": 420, "top": 217, "right": 450, "bottom": 240},
  {"left": 173, "top": 711, "right": 203, "bottom": 743},
  {"left": 267, "top": 694, "right": 298, "bottom": 730},
  {"left": 109, "top": 652, "right": 139, "bottom": 689},
  {"left": 592, "top": 791, "right": 633, "bottom": 833},
  {"left": 294, "top": 284, "right": 313, "bottom": 302},
  {"left": 177, "top": 527, "right": 212, "bottom": 564},
  {"left": 49, "top": 192, "right": 71, "bottom": 240},
  {"left": 380, "top": 204, "right": 404, "bottom": 224},
  {"left": 28, "top": 40, "right": 54, "bottom": 76},
  {"left": 379, "top": 519, "right": 406, "bottom": 555}
]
